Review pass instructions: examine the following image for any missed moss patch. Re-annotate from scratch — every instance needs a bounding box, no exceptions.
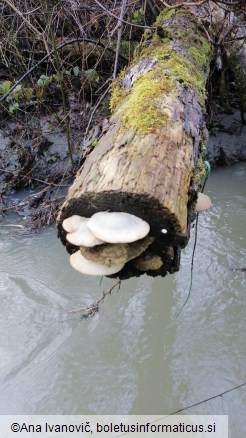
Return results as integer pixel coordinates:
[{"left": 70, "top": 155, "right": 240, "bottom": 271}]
[
  {"left": 110, "top": 8, "right": 212, "bottom": 134},
  {"left": 110, "top": 47, "right": 207, "bottom": 133},
  {"left": 155, "top": 7, "right": 195, "bottom": 26},
  {"left": 155, "top": 8, "right": 178, "bottom": 25},
  {"left": 188, "top": 35, "right": 211, "bottom": 69},
  {"left": 193, "top": 157, "right": 207, "bottom": 187},
  {"left": 117, "top": 71, "right": 171, "bottom": 134},
  {"left": 146, "top": 45, "right": 208, "bottom": 102}
]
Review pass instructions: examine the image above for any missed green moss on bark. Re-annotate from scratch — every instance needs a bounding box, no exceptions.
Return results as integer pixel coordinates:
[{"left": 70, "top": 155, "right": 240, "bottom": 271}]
[
  {"left": 116, "top": 71, "right": 171, "bottom": 133},
  {"left": 110, "top": 8, "right": 212, "bottom": 134}
]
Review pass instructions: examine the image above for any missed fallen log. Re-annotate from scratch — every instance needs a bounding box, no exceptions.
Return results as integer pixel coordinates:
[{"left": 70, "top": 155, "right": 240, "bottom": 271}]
[{"left": 57, "top": 7, "right": 213, "bottom": 279}]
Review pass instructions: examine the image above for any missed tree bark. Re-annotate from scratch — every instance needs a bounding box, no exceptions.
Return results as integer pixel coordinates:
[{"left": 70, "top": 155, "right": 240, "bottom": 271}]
[{"left": 57, "top": 7, "right": 213, "bottom": 279}]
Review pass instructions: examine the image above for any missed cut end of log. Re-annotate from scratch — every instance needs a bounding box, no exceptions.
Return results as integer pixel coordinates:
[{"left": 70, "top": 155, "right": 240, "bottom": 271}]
[{"left": 57, "top": 191, "right": 185, "bottom": 279}]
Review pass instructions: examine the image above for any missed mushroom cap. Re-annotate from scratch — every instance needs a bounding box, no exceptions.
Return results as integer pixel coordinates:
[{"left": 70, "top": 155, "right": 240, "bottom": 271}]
[
  {"left": 80, "top": 236, "right": 154, "bottom": 266},
  {"left": 66, "top": 219, "right": 104, "bottom": 247},
  {"left": 62, "top": 215, "right": 87, "bottom": 233},
  {"left": 194, "top": 193, "right": 212, "bottom": 212},
  {"left": 70, "top": 251, "right": 124, "bottom": 276},
  {"left": 87, "top": 212, "right": 150, "bottom": 243}
]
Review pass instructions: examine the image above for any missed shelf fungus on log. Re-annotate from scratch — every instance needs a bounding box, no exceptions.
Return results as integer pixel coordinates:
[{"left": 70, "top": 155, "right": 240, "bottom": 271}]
[
  {"left": 70, "top": 251, "right": 125, "bottom": 276},
  {"left": 80, "top": 236, "right": 154, "bottom": 267},
  {"left": 56, "top": 7, "right": 213, "bottom": 279},
  {"left": 63, "top": 215, "right": 104, "bottom": 247}
]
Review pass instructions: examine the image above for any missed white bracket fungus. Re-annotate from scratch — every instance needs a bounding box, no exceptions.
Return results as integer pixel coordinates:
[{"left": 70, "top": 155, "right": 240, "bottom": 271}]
[
  {"left": 63, "top": 215, "right": 104, "bottom": 247},
  {"left": 70, "top": 251, "right": 124, "bottom": 276},
  {"left": 194, "top": 193, "right": 212, "bottom": 213},
  {"left": 62, "top": 215, "right": 86, "bottom": 233},
  {"left": 87, "top": 212, "right": 150, "bottom": 243}
]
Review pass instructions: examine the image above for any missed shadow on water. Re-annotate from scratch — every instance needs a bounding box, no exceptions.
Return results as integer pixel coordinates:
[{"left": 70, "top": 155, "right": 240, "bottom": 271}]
[{"left": 0, "top": 163, "right": 245, "bottom": 436}]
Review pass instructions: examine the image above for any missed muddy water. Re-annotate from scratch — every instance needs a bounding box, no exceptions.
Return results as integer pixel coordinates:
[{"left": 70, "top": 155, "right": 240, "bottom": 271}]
[{"left": 0, "top": 163, "right": 245, "bottom": 436}]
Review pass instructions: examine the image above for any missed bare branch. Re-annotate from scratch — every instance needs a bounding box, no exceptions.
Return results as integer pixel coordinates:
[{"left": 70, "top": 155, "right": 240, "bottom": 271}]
[
  {"left": 159, "top": 0, "right": 208, "bottom": 8},
  {"left": 93, "top": 0, "right": 155, "bottom": 29},
  {"left": 0, "top": 38, "right": 127, "bottom": 104},
  {"left": 68, "top": 280, "right": 121, "bottom": 318},
  {"left": 113, "top": 0, "right": 127, "bottom": 79},
  {"left": 3, "top": 0, "right": 43, "bottom": 38},
  {"left": 3, "top": 0, "right": 51, "bottom": 58}
]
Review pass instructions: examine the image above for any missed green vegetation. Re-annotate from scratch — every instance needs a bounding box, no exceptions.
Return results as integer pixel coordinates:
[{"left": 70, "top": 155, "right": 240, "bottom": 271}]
[
  {"left": 209, "top": 125, "right": 219, "bottom": 136},
  {"left": 116, "top": 71, "right": 171, "bottom": 133},
  {"left": 0, "top": 80, "right": 33, "bottom": 114},
  {"left": 110, "top": 8, "right": 212, "bottom": 134},
  {"left": 193, "top": 157, "right": 207, "bottom": 186},
  {"left": 155, "top": 8, "right": 178, "bottom": 25},
  {"left": 132, "top": 8, "right": 144, "bottom": 25},
  {"left": 110, "top": 44, "right": 207, "bottom": 133},
  {"left": 193, "top": 129, "right": 209, "bottom": 186},
  {"left": 0, "top": 65, "right": 84, "bottom": 116},
  {"left": 155, "top": 6, "right": 198, "bottom": 26}
]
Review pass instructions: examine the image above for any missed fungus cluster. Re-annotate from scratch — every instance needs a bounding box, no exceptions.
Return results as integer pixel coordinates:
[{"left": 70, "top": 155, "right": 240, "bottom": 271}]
[
  {"left": 62, "top": 212, "right": 151, "bottom": 276},
  {"left": 62, "top": 195, "right": 212, "bottom": 277},
  {"left": 63, "top": 215, "right": 104, "bottom": 247}
]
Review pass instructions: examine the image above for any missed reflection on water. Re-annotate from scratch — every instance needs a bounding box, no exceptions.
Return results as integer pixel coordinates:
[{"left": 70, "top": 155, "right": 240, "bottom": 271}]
[{"left": 0, "top": 163, "right": 245, "bottom": 436}]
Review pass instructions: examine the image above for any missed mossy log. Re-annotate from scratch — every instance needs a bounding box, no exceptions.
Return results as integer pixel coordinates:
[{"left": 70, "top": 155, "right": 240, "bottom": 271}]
[{"left": 57, "top": 8, "right": 213, "bottom": 279}]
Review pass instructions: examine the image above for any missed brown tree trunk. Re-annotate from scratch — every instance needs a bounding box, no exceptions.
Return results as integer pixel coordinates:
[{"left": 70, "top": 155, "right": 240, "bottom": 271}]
[{"left": 57, "top": 7, "right": 213, "bottom": 279}]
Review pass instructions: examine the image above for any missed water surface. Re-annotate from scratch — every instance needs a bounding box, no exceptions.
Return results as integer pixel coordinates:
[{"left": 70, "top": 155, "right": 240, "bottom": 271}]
[{"left": 0, "top": 163, "right": 245, "bottom": 437}]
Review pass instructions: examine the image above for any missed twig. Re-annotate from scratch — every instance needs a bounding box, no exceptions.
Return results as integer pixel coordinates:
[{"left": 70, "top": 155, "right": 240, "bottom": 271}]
[
  {"left": 82, "top": 81, "right": 111, "bottom": 147},
  {"left": 97, "top": 279, "right": 121, "bottom": 306},
  {"left": 93, "top": 0, "right": 155, "bottom": 29},
  {"left": 47, "top": 8, "right": 74, "bottom": 168},
  {"left": 113, "top": 0, "right": 127, "bottom": 79},
  {"left": 147, "top": 0, "right": 157, "bottom": 16},
  {"left": 218, "top": 21, "right": 238, "bottom": 44},
  {"left": 3, "top": 0, "right": 43, "bottom": 38},
  {"left": 19, "top": 6, "right": 41, "bottom": 15},
  {"left": 0, "top": 224, "right": 25, "bottom": 228},
  {"left": 168, "top": 382, "right": 246, "bottom": 416},
  {"left": 67, "top": 0, "right": 86, "bottom": 36},
  {"left": 213, "top": 0, "right": 239, "bottom": 5},
  {"left": 3, "top": 0, "right": 51, "bottom": 61},
  {"left": 26, "top": 177, "right": 69, "bottom": 187},
  {"left": 159, "top": 0, "right": 208, "bottom": 8},
  {"left": 68, "top": 279, "right": 121, "bottom": 317},
  {"left": 225, "top": 35, "right": 246, "bottom": 42}
]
